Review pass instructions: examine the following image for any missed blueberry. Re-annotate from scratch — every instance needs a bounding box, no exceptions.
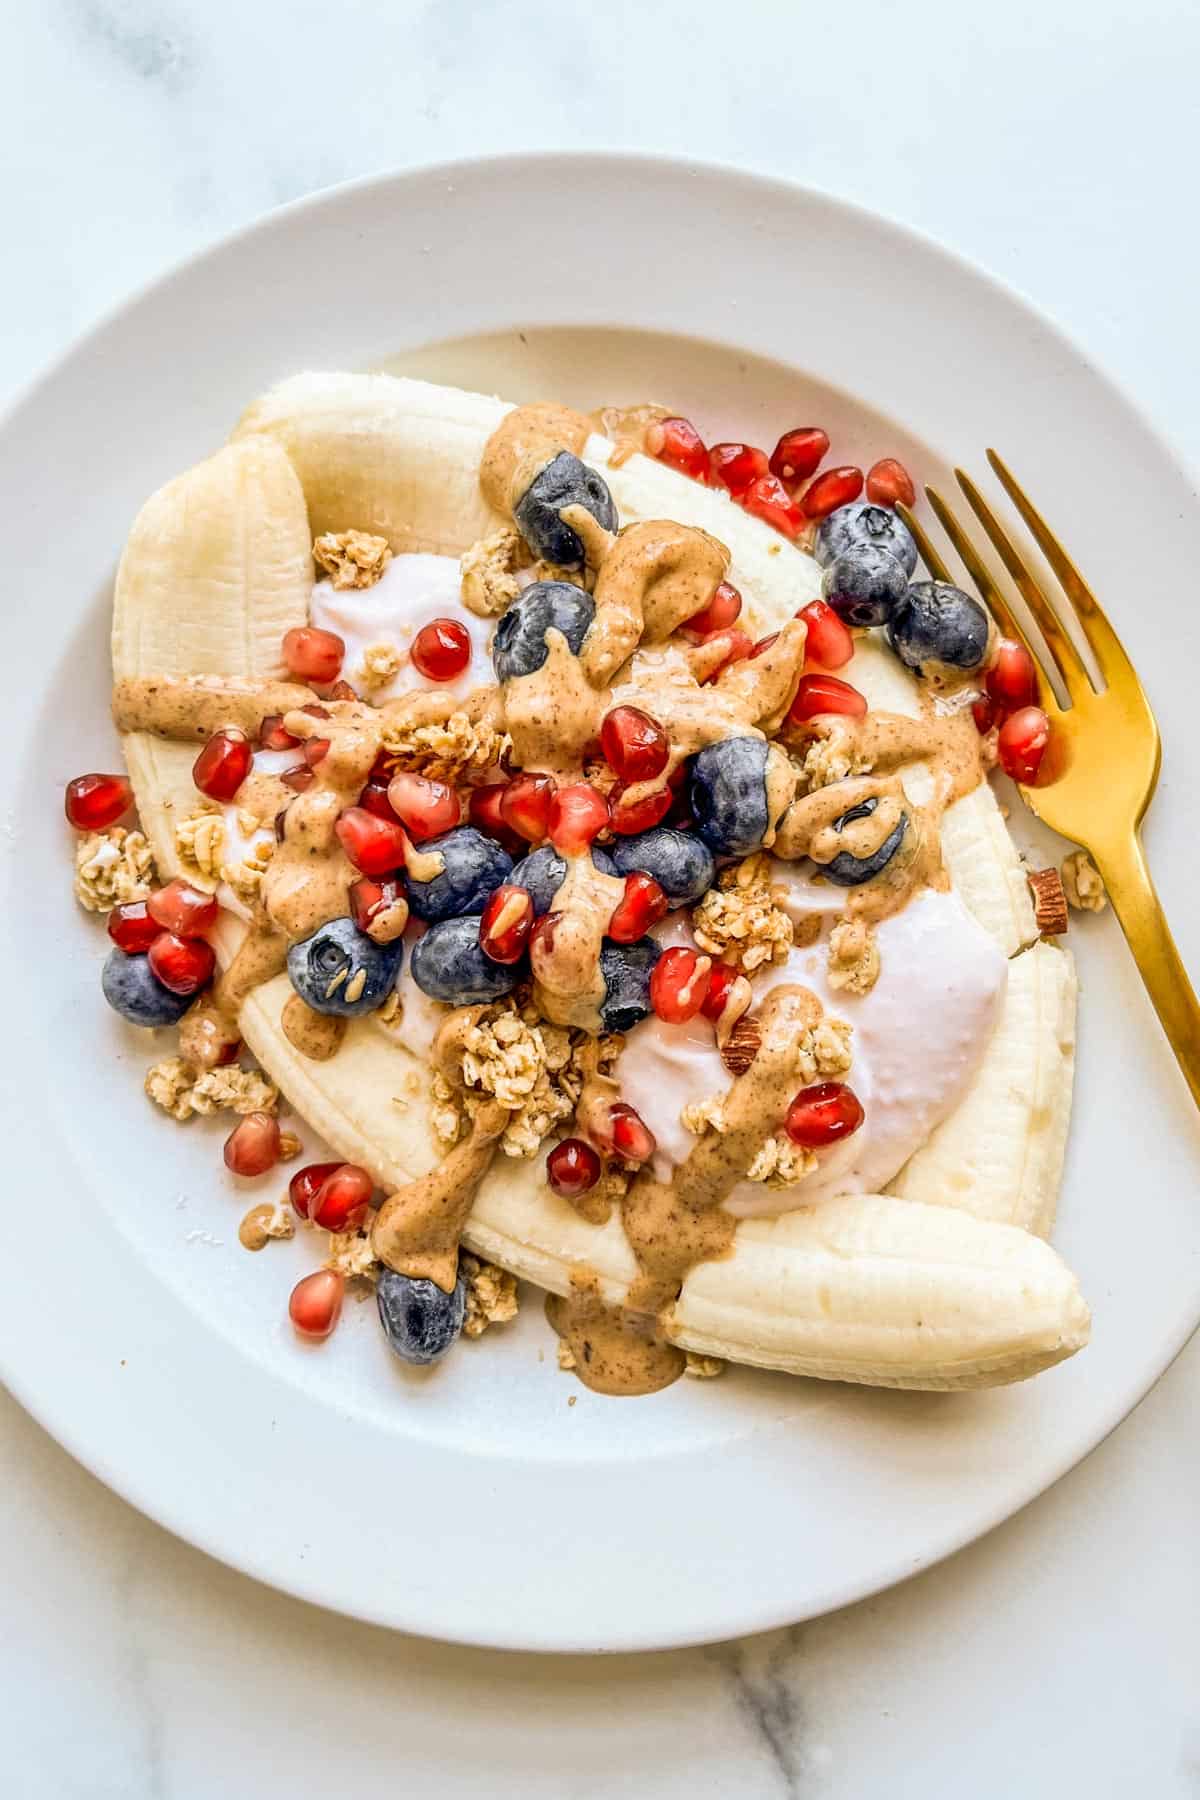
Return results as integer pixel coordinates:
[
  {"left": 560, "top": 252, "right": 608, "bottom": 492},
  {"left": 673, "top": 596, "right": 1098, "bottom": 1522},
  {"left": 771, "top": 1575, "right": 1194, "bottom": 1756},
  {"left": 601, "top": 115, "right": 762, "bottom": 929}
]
[
  {"left": 512, "top": 450, "right": 618, "bottom": 566},
  {"left": 101, "top": 948, "right": 192, "bottom": 1027},
  {"left": 888, "top": 581, "right": 990, "bottom": 676},
  {"left": 608, "top": 827, "right": 715, "bottom": 906},
  {"left": 287, "top": 916, "right": 403, "bottom": 1016},
  {"left": 689, "top": 736, "right": 774, "bottom": 858},
  {"left": 822, "top": 546, "right": 909, "bottom": 627},
  {"left": 814, "top": 502, "right": 918, "bottom": 578},
  {"left": 510, "top": 844, "right": 618, "bottom": 915},
  {"left": 377, "top": 1267, "right": 466, "bottom": 1366},
  {"left": 598, "top": 938, "right": 661, "bottom": 1033},
  {"left": 410, "top": 915, "right": 523, "bottom": 1004},
  {"left": 492, "top": 580, "right": 595, "bottom": 684},
  {"left": 821, "top": 797, "right": 911, "bottom": 887},
  {"left": 404, "top": 827, "right": 513, "bottom": 923}
]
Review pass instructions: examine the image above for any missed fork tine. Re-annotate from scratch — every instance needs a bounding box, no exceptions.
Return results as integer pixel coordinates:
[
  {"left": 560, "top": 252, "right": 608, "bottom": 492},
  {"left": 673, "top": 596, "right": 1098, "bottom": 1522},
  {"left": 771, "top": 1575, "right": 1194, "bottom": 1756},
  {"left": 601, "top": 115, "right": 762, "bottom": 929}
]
[
  {"left": 894, "top": 503, "right": 953, "bottom": 584},
  {"left": 986, "top": 451, "right": 1138, "bottom": 689},
  {"left": 922, "top": 487, "right": 1060, "bottom": 716},
  {"left": 954, "top": 468, "right": 1093, "bottom": 705}
]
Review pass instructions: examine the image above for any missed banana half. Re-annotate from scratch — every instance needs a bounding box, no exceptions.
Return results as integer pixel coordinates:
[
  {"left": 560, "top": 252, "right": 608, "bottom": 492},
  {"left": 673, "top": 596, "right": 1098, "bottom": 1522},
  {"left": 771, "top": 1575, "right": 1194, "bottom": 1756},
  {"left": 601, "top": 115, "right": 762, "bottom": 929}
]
[{"left": 111, "top": 372, "right": 1088, "bottom": 1390}]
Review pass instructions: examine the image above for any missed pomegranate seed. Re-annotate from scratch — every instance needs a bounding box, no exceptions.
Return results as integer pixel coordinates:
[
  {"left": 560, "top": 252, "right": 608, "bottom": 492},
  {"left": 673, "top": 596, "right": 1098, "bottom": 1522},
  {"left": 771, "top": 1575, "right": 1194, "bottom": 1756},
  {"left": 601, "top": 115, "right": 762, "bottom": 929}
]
[
  {"left": 328, "top": 680, "right": 359, "bottom": 701},
  {"left": 215, "top": 1037, "right": 242, "bottom": 1067},
  {"left": 500, "top": 772, "right": 556, "bottom": 843},
  {"left": 349, "top": 875, "right": 407, "bottom": 937},
  {"left": 259, "top": 714, "right": 299, "bottom": 751},
  {"left": 289, "top": 1161, "right": 342, "bottom": 1220},
  {"left": 302, "top": 737, "right": 330, "bottom": 769},
  {"left": 788, "top": 673, "right": 868, "bottom": 725},
  {"left": 107, "top": 900, "right": 161, "bottom": 954},
  {"left": 803, "top": 466, "right": 864, "bottom": 520},
  {"left": 358, "top": 779, "right": 399, "bottom": 820},
  {"left": 684, "top": 580, "right": 743, "bottom": 639},
  {"left": 411, "top": 618, "right": 471, "bottom": 682},
  {"left": 310, "top": 1164, "right": 373, "bottom": 1232},
  {"left": 986, "top": 640, "right": 1038, "bottom": 715},
  {"left": 600, "top": 705, "right": 670, "bottom": 782},
  {"left": 480, "top": 884, "right": 535, "bottom": 963},
  {"left": 708, "top": 443, "right": 769, "bottom": 497},
  {"left": 700, "top": 627, "right": 755, "bottom": 682},
  {"left": 865, "top": 458, "right": 916, "bottom": 508},
  {"left": 769, "top": 427, "right": 830, "bottom": 488},
  {"left": 972, "top": 695, "right": 997, "bottom": 734},
  {"left": 546, "top": 1138, "right": 602, "bottom": 1198},
  {"left": 785, "top": 1082, "right": 865, "bottom": 1148},
  {"left": 751, "top": 632, "right": 780, "bottom": 659},
  {"left": 741, "top": 473, "right": 805, "bottom": 538},
  {"left": 997, "top": 706, "right": 1051, "bottom": 784},
  {"left": 334, "top": 806, "right": 409, "bottom": 876},
  {"left": 223, "top": 1110, "right": 281, "bottom": 1176},
  {"left": 147, "top": 879, "right": 218, "bottom": 937},
  {"left": 147, "top": 931, "right": 215, "bottom": 995},
  {"left": 281, "top": 765, "right": 315, "bottom": 792},
  {"left": 700, "top": 963, "right": 741, "bottom": 1021},
  {"left": 288, "top": 1269, "right": 344, "bottom": 1339},
  {"left": 548, "top": 783, "right": 610, "bottom": 854},
  {"left": 64, "top": 772, "right": 133, "bottom": 831},
  {"left": 608, "top": 871, "right": 668, "bottom": 943},
  {"left": 467, "top": 782, "right": 523, "bottom": 852},
  {"left": 645, "top": 415, "right": 708, "bottom": 481},
  {"left": 282, "top": 626, "right": 344, "bottom": 684},
  {"left": 797, "top": 598, "right": 854, "bottom": 670},
  {"left": 387, "top": 772, "right": 460, "bottom": 842},
  {"left": 301, "top": 704, "right": 332, "bottom": 720},
  {"left": 193, "top": 727, "right": 252, "bottom": 802},
  {"left": 609, "top": 1102, "right": 657, "bottom": 1164},
  {"left": 650, "top": 945, "right": 712, "bottom": 1023},
  {"left": 609, "top": 784, "right": 674, "bottom": 836}
]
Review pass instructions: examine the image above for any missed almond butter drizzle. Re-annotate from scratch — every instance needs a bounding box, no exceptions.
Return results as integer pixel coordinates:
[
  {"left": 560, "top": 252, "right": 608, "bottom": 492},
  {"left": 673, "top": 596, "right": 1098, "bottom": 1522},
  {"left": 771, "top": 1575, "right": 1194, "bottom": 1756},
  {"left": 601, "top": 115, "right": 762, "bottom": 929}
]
[{"left": 112, "top": 401, "right": 994, "bottom": 1398}]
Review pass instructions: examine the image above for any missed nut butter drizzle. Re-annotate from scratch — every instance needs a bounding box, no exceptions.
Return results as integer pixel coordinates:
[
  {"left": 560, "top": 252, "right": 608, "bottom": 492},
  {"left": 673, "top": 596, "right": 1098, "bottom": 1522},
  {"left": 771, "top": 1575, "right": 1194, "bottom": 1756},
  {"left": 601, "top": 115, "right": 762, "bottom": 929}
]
[
  {"left": 116, "top": 401, "right": 992, "bottom": 1392},
  {"left": 548, "top": 985, "right": 824, "bottom": 1395}
]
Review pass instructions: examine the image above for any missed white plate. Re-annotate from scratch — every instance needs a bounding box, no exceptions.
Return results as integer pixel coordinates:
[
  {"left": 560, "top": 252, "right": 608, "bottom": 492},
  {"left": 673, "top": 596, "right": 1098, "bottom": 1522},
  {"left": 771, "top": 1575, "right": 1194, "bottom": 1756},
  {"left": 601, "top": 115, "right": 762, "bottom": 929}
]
[{"left": 3, "top": 154, "right": 1199, "bottom": 1653}]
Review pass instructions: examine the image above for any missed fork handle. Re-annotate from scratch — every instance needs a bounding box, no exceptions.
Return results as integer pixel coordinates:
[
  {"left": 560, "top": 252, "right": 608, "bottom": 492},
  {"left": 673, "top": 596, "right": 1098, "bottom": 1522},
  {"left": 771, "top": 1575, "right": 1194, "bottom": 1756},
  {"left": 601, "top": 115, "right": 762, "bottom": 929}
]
[{"left": 1091, "top": 833, "right": 1200, "bottom": 1109}]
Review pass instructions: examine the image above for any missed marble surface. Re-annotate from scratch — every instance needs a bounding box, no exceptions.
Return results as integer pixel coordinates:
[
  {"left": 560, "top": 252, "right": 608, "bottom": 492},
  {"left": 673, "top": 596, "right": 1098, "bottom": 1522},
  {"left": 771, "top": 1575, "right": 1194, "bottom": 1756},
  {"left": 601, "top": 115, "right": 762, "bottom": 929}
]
[{"left": 4, "top": 1, "right": 1200, "bottom": 1795}]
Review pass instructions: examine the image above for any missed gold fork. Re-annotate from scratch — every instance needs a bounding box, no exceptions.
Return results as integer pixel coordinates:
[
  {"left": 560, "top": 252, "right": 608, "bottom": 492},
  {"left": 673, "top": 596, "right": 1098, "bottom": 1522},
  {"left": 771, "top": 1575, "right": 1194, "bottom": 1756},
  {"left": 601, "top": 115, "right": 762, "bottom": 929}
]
[{"left": 897, "top": 453, "right": 1200, "bottom": 1109}]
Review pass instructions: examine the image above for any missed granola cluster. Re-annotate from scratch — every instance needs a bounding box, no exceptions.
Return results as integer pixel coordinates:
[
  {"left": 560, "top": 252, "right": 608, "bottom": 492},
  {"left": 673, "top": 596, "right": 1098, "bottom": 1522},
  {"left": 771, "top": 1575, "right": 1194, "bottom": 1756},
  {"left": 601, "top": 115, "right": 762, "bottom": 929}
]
[
  {"left": 313, "top": 529, "right": 392, "bottom": 590},
  {"left": 460, "top": 527, "right": 527, "bottom": 618},
  {"left": 692, "top": 852, "right": 794, "bottom": 973},
  {"left": 460, "top": 1250, "right": 520, "bottom": 1338},
  {"left": 826, "top": 916, "right": 880, "bottom": 996},
  {"left": 432, "top": 1000, "right": 621, "bottom": 1159},
  {"left": 174, "top": 804, "right": 225, "bottom": 884},
  {"left": 357, "top": 642, "right": 403, "bottom": 691},
  {"left": 683, "top": 1352, "right": 726, "bottom": 1379},
  {"left": 379, "top": 709, "right": 510, "bottom": 784},
  {"left": 222, "top": 835, "right": 275, "bottom": 904},
  {"left": 145, "top": 1056, "right": 279, "bottom": 1121},
  {"left": 1061, "top": 849, "right": 1107, "bottom": 912},
  {"left": 74, "top": 828, "right": 155, "bottom": 912},
  {"left": 325, "top": 1228, "right": 379, "bottom": 1281},
  {"left": 745, "top": 1133, "right": 816, "bottom": 1188},
  {"left": 792, "top": 724, "right": 866, "bottom": 793}
]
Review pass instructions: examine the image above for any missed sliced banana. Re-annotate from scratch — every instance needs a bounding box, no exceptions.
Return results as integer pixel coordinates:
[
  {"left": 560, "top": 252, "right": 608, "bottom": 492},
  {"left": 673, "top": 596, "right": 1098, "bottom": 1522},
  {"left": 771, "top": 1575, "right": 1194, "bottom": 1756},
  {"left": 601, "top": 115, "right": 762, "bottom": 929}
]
[
  {"left": 113, "top": 438, "right": 312, "bottom": 877},
  {"left": 106, "top": 372, "right": 1087, "bottom": 1388}
]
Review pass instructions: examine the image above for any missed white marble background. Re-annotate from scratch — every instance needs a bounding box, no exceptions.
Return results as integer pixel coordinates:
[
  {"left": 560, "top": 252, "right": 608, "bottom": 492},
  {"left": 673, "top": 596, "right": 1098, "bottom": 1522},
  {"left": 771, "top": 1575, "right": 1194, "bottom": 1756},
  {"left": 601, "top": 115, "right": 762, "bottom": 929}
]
[{"left": 5, "top": 1, "right": 1200, "bottom": 1795}]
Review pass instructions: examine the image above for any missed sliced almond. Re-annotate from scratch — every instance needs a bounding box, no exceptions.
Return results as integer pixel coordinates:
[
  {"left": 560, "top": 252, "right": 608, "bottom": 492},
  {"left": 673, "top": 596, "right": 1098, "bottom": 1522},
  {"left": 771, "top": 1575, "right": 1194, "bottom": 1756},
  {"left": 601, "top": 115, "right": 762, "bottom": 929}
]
[
  {"left": 1028, "top": 867, "right": 1069, "bottom": 937},
  {"left": 721, "top": 1016, "right": 761, "bottom": 1077}
]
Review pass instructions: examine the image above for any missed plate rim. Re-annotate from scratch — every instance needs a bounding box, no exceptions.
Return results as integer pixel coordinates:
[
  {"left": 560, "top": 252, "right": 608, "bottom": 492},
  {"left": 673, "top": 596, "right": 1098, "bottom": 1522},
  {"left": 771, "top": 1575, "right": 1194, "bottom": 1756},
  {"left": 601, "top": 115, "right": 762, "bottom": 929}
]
[{"left": 3, "top": 149, "right": 1199, "bottom": 1652}]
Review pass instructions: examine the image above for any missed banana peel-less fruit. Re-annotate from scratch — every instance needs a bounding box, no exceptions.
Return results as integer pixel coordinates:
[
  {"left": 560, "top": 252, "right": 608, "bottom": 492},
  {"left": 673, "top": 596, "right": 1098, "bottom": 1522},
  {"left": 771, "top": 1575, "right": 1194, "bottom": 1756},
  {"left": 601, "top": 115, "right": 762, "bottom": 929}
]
[{"left": 111, "top": 372, "right": 1088, "bottom": 1389}]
